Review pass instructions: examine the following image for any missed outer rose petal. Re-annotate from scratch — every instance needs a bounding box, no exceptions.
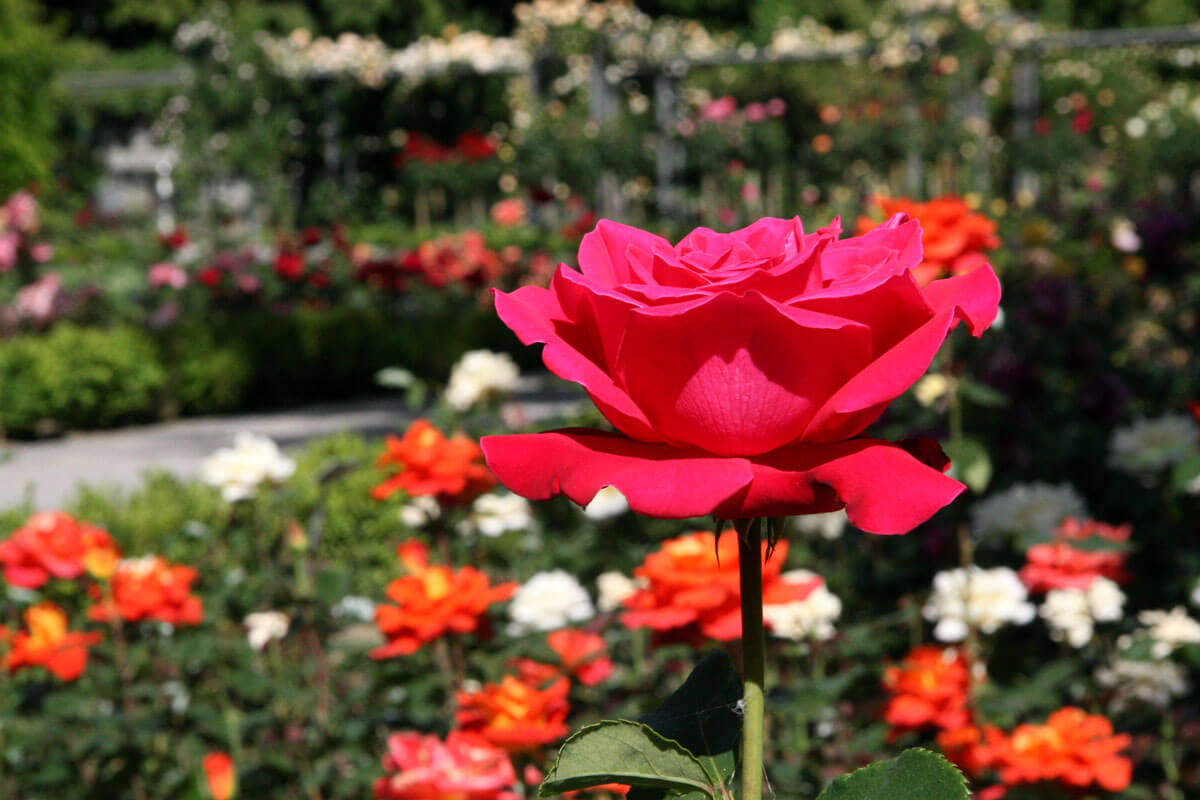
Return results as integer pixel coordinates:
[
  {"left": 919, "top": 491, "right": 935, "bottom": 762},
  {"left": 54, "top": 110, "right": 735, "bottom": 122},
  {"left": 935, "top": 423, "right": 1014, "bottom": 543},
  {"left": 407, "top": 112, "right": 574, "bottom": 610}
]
[
  {"left": 481, "top": 430, "right": 962, "bottom": 534},
  {"left": 493, "top": 285, "right": 660, "bottom": 441},
  {"left": 801, "top": 264, "right": 1001, "bottom": 441}
]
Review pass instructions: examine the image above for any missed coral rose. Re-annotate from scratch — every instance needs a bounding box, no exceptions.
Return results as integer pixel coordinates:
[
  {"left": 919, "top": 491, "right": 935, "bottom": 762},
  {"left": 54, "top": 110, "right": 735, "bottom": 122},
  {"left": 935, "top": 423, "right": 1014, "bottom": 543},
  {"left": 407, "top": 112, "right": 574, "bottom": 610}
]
[
  {"left": 457, "top": 673, "right": 571, "bottom": 752},
  {"left": 1019, "top": 541, "right": 1129, "bottom": 593},
  {"left": 547, "top": 628, "right": 613, "bottom": 686},
  {"left": 989, "top": 707, "right": 1132, "bottom": 793},
  {"left": 88, "top": 556, "right": 203, "bottom": 626},
  {"left": 372, "top": 419, "right": 497, "bottom": 505},
  {"left": 882, "top": 645, "right": 973, "bottom": 736},
  {"left": 371, "top": 540, "right": 517, "bottom": 658},
  {"left": 858, "top": 196, "right": 999, "bottom": 286},
  {"left": 620, "top": 531, "right": 818, "bottom": 641},
  {"left": 374, "top": 731, "right": 518, "bottom": 800},
  {"left": 3, "top": 602, "right": 102, "bottom": 681},
  {"left": 482, "top": 216, "right": 999, "bottom": 534},
  {"left": 0, "top": 512, "right": 121, "bottom": 588}
]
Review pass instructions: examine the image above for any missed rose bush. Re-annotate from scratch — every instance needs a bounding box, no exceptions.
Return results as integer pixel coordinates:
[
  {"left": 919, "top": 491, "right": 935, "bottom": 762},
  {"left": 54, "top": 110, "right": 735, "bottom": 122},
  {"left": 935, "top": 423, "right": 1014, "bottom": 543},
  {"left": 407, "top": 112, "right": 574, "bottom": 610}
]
[{"left": 483, "top": 215, "right": 1001, "bottom": 533}]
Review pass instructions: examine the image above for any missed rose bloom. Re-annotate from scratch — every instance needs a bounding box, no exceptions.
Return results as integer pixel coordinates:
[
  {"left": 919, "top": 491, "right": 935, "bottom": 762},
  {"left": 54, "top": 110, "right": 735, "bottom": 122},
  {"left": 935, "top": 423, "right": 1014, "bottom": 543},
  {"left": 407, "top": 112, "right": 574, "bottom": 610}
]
[
  {"left": 621, "top": 531, "right": 819, "bottom": 641},
  {"left": 372, "top": 419, "right": 496, "bottom": 505},
  {"left": 547, "top": 628, "right": 613, "bottom": 686},
  {"left": 857, "top": 196, "right": 999, "bottom": 286},
  {"left": 882, "top": 646, "right": 973, "bottom": 737},
  {"left": 88, "top": 556, "right": 204, "bottom": 626},
  {"left": 937, "top": 724, "right": 1004, "bottom": 778},
  {"left": 274, "top": 250, "right": 305, "bottom": 281},
  {"left": 988, "top": 708, "right": 1132, "bottom": 793},
  {"left": 0, "top": 511, "right": 121, "bottom": 588},
  {"left": 481, "top": 216, "right": 999, "bottom": 534},
  {"left": 457, "top": 672, "right": 571, "bottom": 752},
  {"left": 371, "top": 540, "right": 516, "bottom": 659},
  {"left": 491, "top": 198, "right": 527, "bottom": 228},
  {"left": 202, "top": 752, "right": 236, "bottom": 800},
  {"left": 2, "top": 602, "right": 102, "bottom": 681},
  {"left": 374, "top": 731, "right": 518, "bottom": 800},
  {"left": 147, "top": 261, "right": 188, "bottom": 289},
  {"left": 1019, "top": 541, "right": 1130, "bottom": 593}
]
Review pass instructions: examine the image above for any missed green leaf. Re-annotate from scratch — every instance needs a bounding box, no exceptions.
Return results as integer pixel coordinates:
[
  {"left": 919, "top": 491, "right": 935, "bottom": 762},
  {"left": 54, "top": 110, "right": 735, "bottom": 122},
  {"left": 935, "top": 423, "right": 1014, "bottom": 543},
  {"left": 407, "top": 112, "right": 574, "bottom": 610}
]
[
  {"left": 817, "top": 748, "right": 968, "bottom": 800},
  {"left": 943, "top": 437, "right": 992, "bottom": 494},
  {"left": 639, "top": 650, "right": 742, "bottom": 756},
  {"left": 959, "top": 379, "right": 1009, "bottom": 408},
  {"left": 1171, "top": 453, "right": 1200, "bottom": 493},
  {"left": 539, "top": 721, "right": 720, "bottom": 798}
]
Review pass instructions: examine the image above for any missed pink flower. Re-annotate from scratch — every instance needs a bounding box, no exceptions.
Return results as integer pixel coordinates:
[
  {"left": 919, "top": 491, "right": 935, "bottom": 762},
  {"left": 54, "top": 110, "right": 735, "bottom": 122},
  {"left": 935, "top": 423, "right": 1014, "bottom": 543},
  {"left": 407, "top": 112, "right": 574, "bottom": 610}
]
[
  {"left": 374, "top": 731, "right": 518, "bottom": 800},
  {"left": 700, "top": 96, "right": 738, "bottom": 122},
  {"left": 745, "top": 102, "right": 767, "bottom": 123},
  {"left": 0, "top": 232, "right": 18, "bottom": 272},
  {"left": 30, "top": 243, "right": 53, "bottom": 263},
  {"left": 481, "top": 216, "right": 1000, "bottom": 533},
  {"left": 491, "top": 198, "right": 527, "bottom": 228},
  {"left": 148, "top": 262, "right": 188, "bottom": 289},
  {"left": 765, "top": 98, "right": 787, "bottom": 117},
  {"left": 15, "top": 273, "right": 62, "bottom": 325},
  {"left": 5, "top": 191, "right": 38, "bottom": 233}
]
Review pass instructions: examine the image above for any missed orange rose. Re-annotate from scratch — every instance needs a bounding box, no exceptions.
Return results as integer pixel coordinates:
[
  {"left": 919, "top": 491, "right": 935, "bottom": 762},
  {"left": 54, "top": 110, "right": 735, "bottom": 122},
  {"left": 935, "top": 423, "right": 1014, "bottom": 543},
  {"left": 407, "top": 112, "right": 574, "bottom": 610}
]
[
  {"left": 620, "top": 531, "right": 809, "bottom": 641},
  {"left": 882, "top": 645, "right": 973, "bottom": 736},
  {"left": 457, "top": 673, "right": 571, "bottom": 752},
  {"left": 371, "top": 540, "right": 517, "bottom": 659},
  {"left": 88, "top": 556, "right": 203, "bottom": 626},
  {"left": 372, "top": 419, "right": 496, "bottom": 505},
  {"left": 0, "top": 511, "right": 121, "bottom": 588},
  {"left": 857, "top": 195, "right": 998, "bottom": 286},
  {"left": 3, "top": 602, "right": 101, "bottom": 681},
  {"left": 547, "top": 628, "right": 613, "bottom": 686},
  {"left": 990, "top": 708, "right": 1132, "bottom": 793}
]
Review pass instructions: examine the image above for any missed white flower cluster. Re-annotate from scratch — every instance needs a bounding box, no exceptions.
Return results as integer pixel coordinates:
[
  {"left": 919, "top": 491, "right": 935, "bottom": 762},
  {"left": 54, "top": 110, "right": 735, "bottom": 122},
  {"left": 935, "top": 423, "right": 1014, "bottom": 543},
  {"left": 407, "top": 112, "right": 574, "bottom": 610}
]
[
  {"left": 400, "top": 495, "right": 441, "bottom": 528},
  {"left": 201, "top": 433, "right": 296, "bottom": 502},
  {"left": 1125, "top": 81, "right": 1200, "bottom": 140},
  {"left": 763, "top": 570, "right": 842, "bottom": 642},
  {"left": 1038, "top": 577, "right": 1125, "bottom": 648},
  {"left": 1136, "top": 607, "right": 1200, "bottom": 659},
  {"left": 924, "top": 566, "right": 1036, "bottom": 642},
  {"left": 507, "top": 570, "right": 594, "bottom": 635},
  {"left": 970, "top": 482, "right": 1087, "bottom": 538},
  {"left": 331, "top": 595, "right": 377, "bottom": 622},
  {"left": 1107, "top": 415, "right": 1200, "bottom": 481},
  {"left": 244, "top": 610, "right": 289, "bottom": 651},
  {"left": 1097, "top": 659, "right": 1189, "bottom": 711},
  {"left": 462, "top": 492, "right": 533, "bottom": 537},
  {"left": 445, "top": 349, "right": 520, "bottom": 411},
  {"left": 258, "top": 28, "right": 529, "bottom": 88}
]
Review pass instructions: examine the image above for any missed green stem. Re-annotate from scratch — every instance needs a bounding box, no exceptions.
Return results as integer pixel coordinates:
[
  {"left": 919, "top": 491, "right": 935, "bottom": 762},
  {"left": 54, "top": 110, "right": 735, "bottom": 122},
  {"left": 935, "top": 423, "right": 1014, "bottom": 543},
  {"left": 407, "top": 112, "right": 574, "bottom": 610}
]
[{"left": 737, "top": 519, "right": 766, "bottom": 800}]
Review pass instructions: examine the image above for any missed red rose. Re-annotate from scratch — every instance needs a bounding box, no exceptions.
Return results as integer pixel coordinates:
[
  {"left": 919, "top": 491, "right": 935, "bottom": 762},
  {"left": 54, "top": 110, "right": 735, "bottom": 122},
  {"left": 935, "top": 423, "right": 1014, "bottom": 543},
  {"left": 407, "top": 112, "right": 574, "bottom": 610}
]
[
  {"left": 274, "top": 251, "right": 305, "bottom": 281},
  {"left": 481, "top": 216, "right": 1000, "bottom": 533}
]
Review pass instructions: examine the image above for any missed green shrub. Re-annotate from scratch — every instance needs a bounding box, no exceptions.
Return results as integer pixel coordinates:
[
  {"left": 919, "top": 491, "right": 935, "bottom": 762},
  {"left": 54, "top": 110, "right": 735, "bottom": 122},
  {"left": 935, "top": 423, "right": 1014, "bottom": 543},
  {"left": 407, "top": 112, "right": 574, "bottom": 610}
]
[
  {"left": 0, "top": 0, "right": 58, "bottom": 194},
  {"left": 0, "top": 324, "right": 167, "bottom": 435}
]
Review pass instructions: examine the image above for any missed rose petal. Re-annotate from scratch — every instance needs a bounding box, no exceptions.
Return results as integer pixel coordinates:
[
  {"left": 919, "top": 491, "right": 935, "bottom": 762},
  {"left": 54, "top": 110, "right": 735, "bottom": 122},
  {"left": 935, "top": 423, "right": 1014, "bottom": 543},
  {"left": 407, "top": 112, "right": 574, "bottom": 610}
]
[
  {"left": 493, "top": 285, "right": 661, "bottom": 441},
  {"left": 577, "top": 220, "right": 675, "bottom": 287},
  {"left": 616, "top": 291, "right": 872, "bottom": 455},
  {"left": 800, "top": 264, "right": 1001, "bottom": 441},
  {"left": 481, "top": 429, "right": 963, "bottom": 533}
]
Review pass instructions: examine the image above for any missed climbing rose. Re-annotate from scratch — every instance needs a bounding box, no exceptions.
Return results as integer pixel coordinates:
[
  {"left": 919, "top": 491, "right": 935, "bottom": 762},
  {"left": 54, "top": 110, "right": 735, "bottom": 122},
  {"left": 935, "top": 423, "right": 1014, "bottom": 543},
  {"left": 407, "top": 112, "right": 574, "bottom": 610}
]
[{"left": 481, "top": 216, "right": 999, "bottom": 534}]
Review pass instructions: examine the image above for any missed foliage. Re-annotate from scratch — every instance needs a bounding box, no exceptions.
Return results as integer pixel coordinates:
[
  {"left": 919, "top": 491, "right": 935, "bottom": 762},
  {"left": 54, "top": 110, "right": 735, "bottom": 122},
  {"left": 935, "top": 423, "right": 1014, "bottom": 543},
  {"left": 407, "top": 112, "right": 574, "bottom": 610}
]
[{"left": 0, "top": 0, "right": 60, "bottom": 194}]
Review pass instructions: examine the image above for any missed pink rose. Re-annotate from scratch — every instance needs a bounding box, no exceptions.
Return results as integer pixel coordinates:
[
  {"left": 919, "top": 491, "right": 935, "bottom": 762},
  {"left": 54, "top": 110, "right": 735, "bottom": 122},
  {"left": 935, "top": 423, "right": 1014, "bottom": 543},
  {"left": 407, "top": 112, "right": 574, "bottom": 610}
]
[
  {"left": 745, "top": 102, "right": 767, "bottom": 122},
  {"left": 30, "top": 243, "right": 53, "bottom": 263},
  {"left": 700, "top": 96, "right": 738, "bottom": 122},
  {"left": 481, "top": 216, "right": 1001, "bottom": 534},
  {"left": 0, "top": 232, "right": 18, "bottom": 272},
  {"left": 374, "top": 731, "right": 517, "bottom": 800},
  {"left": 15, "top": 273, "right": 62, "bottom": 325},
  {"left": 147, "top": 262, "right": 188, "bottom": 289},
  {"left": 4, "top": 191, "right": 38, "bottom": 233}
]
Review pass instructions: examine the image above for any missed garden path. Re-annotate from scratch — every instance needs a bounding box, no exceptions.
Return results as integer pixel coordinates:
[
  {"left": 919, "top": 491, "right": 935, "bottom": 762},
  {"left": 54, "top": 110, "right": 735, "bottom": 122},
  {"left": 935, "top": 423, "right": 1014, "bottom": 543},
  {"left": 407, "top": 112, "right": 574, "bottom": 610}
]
[{"left": 0, "top": 381, "right": 584, "bottom": 510}]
